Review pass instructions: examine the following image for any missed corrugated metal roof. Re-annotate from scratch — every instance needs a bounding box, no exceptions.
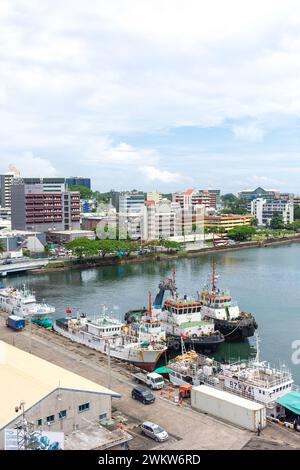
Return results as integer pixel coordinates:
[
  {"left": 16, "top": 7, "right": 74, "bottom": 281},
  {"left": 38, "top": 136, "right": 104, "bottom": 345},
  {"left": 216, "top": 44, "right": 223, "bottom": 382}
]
[
  {"left": 192, "top": 385, "right": 265, "bottom": 410},
  {"left": 0, "top": 340, "right": 121, "bottom": 429}
]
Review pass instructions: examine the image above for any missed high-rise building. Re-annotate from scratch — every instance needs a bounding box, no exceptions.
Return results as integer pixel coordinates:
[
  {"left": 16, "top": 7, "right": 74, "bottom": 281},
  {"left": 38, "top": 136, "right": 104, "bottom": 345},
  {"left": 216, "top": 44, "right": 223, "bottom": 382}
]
[
  {"left": 66, "top": 177, "right": 91, "bottom": 190},
  {"left": 0, "top": 173, "right": 14, "bottom": 208},
  {"left": 11, "top": 179, "right": 80, "bottom": 232}
]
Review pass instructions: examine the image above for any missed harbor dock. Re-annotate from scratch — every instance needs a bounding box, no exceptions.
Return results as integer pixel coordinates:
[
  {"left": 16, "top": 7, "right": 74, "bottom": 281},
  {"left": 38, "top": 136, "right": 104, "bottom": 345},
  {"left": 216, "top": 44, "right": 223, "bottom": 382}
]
[{"left": 1, "top": 311, "right": 300, "bottom": 450}]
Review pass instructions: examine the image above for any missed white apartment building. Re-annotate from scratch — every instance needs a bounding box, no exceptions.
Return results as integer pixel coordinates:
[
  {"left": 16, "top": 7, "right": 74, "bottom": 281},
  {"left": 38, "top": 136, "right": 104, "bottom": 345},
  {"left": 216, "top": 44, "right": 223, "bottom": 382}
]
[
  {"left": 0, "top": 173, "right": 14, "bottom": 208},
  {"left": 251, "top": 197, "right": 294, "bottom": 226}
]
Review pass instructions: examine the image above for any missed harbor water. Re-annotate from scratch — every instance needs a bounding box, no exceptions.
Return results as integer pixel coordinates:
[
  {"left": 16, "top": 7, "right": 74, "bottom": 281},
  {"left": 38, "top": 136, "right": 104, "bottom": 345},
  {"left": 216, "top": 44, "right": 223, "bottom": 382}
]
[{"left": 4, "top": 243, "right": 300, "bottom": 382}]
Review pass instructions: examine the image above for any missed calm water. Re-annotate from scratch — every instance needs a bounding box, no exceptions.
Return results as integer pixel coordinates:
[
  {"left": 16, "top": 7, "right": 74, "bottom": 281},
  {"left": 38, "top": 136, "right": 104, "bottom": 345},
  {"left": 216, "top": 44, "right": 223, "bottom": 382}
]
[{"left": 5, "top": 244, "right": 300, "bottom": 382}]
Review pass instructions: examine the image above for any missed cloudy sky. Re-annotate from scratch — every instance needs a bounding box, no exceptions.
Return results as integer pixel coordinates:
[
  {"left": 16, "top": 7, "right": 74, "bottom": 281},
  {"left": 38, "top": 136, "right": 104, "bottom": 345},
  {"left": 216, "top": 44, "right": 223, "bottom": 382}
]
[{"left": 1, "top": 0, "right": 300, "bottom": 193}]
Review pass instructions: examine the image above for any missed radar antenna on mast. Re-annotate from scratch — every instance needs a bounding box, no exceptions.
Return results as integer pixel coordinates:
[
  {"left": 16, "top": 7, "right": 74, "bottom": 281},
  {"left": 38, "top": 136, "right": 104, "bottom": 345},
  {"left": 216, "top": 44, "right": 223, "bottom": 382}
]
[{"left": 211, "top": 261, "right": 219, "bottom": 291}]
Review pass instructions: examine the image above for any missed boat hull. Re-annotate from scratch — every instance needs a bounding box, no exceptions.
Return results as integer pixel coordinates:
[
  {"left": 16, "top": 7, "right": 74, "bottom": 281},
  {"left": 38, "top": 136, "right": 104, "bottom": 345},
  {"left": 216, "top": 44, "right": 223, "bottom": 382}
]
[
  {"left": 166, "top": 332, "right": 224, "bottom": 353},
  {"left": 53, "top": 322, "right": 165, "bottom": 371},
  {"left": 214, "top": 317, "right": 258, "bottom": 341}
]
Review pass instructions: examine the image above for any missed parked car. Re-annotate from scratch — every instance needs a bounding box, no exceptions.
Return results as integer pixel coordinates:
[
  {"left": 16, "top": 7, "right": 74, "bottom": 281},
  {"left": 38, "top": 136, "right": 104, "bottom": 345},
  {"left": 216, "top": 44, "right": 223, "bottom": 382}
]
[
  {"left": 131, "top": 385, "right": 155, "bottom": 404},
  {"left": 140, "top": 421, "right": 169, "bottom": 442}
]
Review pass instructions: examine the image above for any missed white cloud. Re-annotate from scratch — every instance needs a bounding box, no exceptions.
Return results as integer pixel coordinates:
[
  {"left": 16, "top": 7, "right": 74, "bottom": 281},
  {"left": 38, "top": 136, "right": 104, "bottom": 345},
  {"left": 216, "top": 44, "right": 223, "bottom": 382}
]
[
  {"left": 84, "top": 139, "right": 159, "bottom": 166},
  {"left": 140, "top": 165, "right": 187, "bottom": 183},
  {"left": 1, "top": 1, "right": 300, "bottom": 189},
  {"left": 232, "top": 122, "right": 266, "bottom": 142},
  {"left": 1, "top": 152, "right": 58, "bottom": 178}
]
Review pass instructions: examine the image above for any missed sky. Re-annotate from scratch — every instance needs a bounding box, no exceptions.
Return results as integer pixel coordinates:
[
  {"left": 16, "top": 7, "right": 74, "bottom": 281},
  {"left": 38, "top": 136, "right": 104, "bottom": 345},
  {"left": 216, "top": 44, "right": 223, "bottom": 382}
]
[{"left": 1, "top": 0, "right": 300, "bottom": 193}]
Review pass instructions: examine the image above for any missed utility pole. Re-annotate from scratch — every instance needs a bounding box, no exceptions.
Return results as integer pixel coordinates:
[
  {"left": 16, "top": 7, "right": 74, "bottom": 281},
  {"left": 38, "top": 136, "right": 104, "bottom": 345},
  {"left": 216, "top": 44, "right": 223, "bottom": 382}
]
[
  {"left": 106, "top": 339, "right": 111, "bottom": 390},
  {"left": 15, "top": 401, "right": 39, "bottom": 450},
  {"left": 29, "top": 314, "right": 32, "bottom": 354}
]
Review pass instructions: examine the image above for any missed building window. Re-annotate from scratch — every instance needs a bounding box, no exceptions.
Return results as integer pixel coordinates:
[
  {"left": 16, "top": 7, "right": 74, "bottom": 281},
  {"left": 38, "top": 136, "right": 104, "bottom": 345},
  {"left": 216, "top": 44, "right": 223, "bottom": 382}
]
[
  {"left": 37, "top": 419, "right": 42, "bottom": 426},
  {"left": 78, "top": 402, "right": 90, "bottom": 413},
  {"left": 46, "top": 415, "right": 55, "bottom": 425},
  {"left": 59, "top": 410, "right": 67, "bottom": 420},
  {"left": 99, "top": 412, "right": 107, "bottom": 421}
]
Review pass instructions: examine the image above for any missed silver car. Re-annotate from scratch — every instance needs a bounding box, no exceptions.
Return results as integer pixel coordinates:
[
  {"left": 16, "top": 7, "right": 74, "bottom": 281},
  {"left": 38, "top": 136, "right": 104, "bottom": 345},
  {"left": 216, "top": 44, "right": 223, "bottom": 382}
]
[{"left": 140, "top": 421, "right": 169, "bottom": 442}]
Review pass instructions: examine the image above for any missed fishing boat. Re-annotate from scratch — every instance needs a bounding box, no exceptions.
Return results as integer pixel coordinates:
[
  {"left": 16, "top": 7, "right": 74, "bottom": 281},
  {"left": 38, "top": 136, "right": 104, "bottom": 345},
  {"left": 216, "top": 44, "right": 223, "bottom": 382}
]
[
  {"left": 0, "top": 285, "right": 55, "bottom": 328},
  {"left": 168, "top": 337, "right": 293, "bottom": 416},
  {"left": 199, "top": 263, "right": 258, "bottom": 341},
  {"left": 53, "top": 303, "right": 167, "bottom": 372}
]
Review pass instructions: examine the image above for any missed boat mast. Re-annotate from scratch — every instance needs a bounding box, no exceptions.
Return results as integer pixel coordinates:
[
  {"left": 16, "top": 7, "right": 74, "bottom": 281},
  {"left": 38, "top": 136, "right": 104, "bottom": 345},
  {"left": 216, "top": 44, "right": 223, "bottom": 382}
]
[
  {"left": 211, "top": 261, "right": 218, "bottom": 291},
  {"left": 148, "top": 291, "right": 152, "bottom": 320},
  {"left": 255, "top": 333, "right": 260, "bottom": 363}
]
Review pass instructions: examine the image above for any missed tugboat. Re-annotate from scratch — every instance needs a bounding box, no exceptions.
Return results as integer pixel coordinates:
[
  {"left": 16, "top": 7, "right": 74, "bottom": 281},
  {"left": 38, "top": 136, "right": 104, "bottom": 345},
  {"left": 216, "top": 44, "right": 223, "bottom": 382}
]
[
  {"left": 199, "top": 263, "right": 258, "bottom": 341},
  {"left": 126, "top": 272, "right": 224, "bottom": 353}
]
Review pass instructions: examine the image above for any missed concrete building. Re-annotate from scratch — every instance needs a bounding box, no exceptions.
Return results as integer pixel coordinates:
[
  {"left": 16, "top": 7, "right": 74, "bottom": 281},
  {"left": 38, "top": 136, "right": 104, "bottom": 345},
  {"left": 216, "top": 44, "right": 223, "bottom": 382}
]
[
  {"left": 47, "top": 230, "right": 95, "bottom": 245},
  {"left": 66, "top": 177, "right": 91, "bottom": 190},
  {"left": 0, "top": 341, "right": 128, "bottom": 450},
  {"left": 141, "top": 199, "right": 204, "bottom": 241},
  {"left": 204, "top": 214, "right": 253, "bottom": 232},
  {"left": 173, "top": 188, "right": 220, "bottom": 210},
  {"left": 198, "top": 189, "right": 221, "bottom": 209},
  {"left": 142, "top": 200, "right": 177, "bottom": 240},
  {"left": 146, "top": 192, "right": 162, "bottom": 203},
  {"left": 11, "top": 179, "right": 80, "bottom": 232},
  {"left": 0, "top": 230, "right": 46, "bottom": 256},
  {"left": 0, "top": 173, "right": 14, "bottom": 208},
  {"left": 118, "top": 191, "right": 145, "bottom": 214},
  {"left": 251, "top": 197, "right": 294, "bottom": 226}
]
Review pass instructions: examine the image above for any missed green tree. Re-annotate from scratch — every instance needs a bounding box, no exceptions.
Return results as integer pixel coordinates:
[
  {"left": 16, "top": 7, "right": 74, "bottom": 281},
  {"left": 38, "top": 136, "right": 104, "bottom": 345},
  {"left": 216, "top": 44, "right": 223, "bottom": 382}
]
[
  {"left": 251, "top": 217, "right": 259, "bottom": 227},
  {"left": 294, "top": 205, "right": 300, "bottom": 221},
  {"left": 269, "top": 212, "right": 285, "bottom": 230},
  {"left": 160, "top": 240, "right": 182, "bottom": 252},
  {"left": 227, "top": 226, "right": 256, "bottom": 241},
  {"left": 69, "top": 185, "right": 93, "bottom": 200},
  {"left": 66, "top": 238, "right": 99, "bottom": 259},
  {"left": 285, "top": 221, "right": 300, "bottom": 231},
  {"left": 0, "top": 240, "right": 4, "bottom": 254}
]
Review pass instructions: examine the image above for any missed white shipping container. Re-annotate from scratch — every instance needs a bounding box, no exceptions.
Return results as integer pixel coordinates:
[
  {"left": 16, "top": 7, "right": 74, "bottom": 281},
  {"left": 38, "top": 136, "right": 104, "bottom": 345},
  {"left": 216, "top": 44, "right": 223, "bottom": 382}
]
[{"left": 191, "top": 385, "right": 266, "bottom": 432}]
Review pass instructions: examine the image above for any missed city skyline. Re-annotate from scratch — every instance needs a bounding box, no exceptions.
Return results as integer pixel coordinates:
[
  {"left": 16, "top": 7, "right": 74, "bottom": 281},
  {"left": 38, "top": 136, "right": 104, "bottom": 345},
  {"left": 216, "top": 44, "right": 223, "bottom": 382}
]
[{"left": 1, "top": 1, "right": 300, "bottom": 192}]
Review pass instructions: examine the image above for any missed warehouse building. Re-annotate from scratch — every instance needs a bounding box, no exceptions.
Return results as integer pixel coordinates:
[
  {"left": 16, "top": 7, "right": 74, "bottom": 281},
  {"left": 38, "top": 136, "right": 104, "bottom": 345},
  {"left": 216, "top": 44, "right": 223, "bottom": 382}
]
[{"left": 0, "top": 341, "right": 128, "bottom": 450}]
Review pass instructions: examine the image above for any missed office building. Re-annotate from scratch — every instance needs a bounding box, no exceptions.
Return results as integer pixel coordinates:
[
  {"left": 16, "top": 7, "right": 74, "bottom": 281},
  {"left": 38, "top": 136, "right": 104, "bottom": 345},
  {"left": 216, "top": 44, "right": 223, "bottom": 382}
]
[
  {"left": 118, "top": 191, "right": 145, "bottom": 213},
  {"left": 66, "top": 177, "right": 91, "bottom": 190},
  {"left": 204, "top": 214, "right": 253, "bottom": 232},
  {"left": 11, "top": 179, "right": 80, "bottom": 232},
  {"left": 251, "top": 197, "right": 294, "bottom": 226},
  {"left": 173, "top": 188, "right": 220, "bottom": 210}
]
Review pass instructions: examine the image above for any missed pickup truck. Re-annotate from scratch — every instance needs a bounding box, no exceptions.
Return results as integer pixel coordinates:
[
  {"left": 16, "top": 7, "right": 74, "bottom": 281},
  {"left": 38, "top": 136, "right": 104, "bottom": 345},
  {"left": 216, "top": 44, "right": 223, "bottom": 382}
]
[{"left": 133, "top": 372, "right": 164, "bottom": 390}]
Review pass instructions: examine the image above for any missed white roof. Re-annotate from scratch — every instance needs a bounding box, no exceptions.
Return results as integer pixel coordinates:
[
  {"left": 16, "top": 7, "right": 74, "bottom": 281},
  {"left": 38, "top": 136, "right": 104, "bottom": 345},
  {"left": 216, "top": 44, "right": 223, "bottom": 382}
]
[
  {"left": 0, "top": 340, "right": 120, "bottom": 429},
  {"left": 192, "top": 385, "right": 264, "bottom": 411}
]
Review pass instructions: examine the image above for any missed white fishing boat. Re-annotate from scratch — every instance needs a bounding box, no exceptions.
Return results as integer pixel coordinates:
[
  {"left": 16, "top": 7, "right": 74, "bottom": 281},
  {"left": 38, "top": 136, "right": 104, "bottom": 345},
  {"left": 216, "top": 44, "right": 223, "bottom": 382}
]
[
  {"left": 53, "top": 302, "right": 167, "bottom": 371},
  {"left": 168, "top": 337, "right": 294, "bottom": 415},
  {"left": 0, "top": 285, "right": 55, "bottom": 328}
]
